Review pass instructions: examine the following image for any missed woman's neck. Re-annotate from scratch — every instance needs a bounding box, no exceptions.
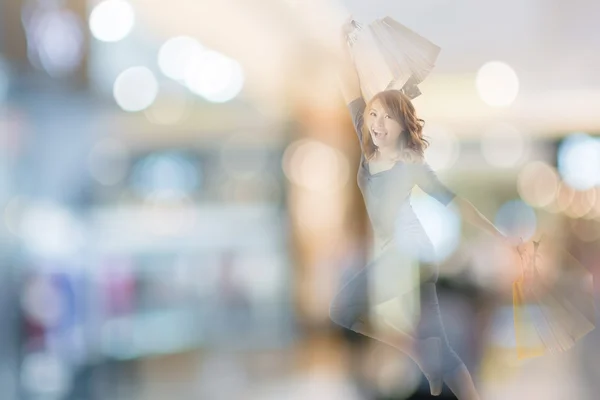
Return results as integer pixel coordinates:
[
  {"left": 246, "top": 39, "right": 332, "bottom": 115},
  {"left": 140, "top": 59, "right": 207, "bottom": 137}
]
[{"left": 376, "top": 145, "right": 401, "bottom": 161}]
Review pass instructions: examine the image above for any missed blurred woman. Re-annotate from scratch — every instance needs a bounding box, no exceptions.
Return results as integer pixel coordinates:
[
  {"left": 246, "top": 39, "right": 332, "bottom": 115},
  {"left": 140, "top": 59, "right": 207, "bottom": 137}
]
[{"left": 329, "top": 20, "right": 518, "bottom": 400}]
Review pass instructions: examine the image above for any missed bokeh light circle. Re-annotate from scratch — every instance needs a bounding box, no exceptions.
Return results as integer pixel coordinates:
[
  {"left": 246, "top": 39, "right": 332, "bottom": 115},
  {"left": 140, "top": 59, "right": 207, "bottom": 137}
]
[
  {"left": 113, "top": 66, "right": 158, "bottom": 112},
  {"left": 557, "top": 133, "right": 600, "bottom": 190},
  {"left": 158, "top": 36, "right": 204, "bottom": 81},
  {"left": 89, "top": 0, "right": 135, "bottom": 43},
  {"left": 476, "top": 61, "right": 519, "bottom": 107},
  {"left": 494, "top": 199, "right": 537, "bottom": 241},
  {"left": 517, "top": 162, "right": 559, "bottom": 208},
  {"left": 184, "top": 50, "right": 244, "bottom": 103},
  {"left": 481, "top": 123, "right": 528, "bottom": 168}
]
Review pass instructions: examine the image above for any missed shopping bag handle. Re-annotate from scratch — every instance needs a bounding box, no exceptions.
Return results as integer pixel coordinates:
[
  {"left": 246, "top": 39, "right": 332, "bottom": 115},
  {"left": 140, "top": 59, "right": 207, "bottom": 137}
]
[{"left": 519, "top": 236, "right": 543, "bottom": 286}]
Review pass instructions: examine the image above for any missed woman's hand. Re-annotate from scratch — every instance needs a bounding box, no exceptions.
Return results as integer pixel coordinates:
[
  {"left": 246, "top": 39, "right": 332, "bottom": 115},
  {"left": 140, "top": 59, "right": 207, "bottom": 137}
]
[
  {"left": 336, "top": 16, "right": 362, "bottom": 104},
  {"left": 498, "top": 234, "right": 527, "bottom": 260},
  {"left": 340, "top": 17, "right": 357, "bottom": 58},
  {"left": 341, "top": 16, "right": 355, "bottom": 42}
]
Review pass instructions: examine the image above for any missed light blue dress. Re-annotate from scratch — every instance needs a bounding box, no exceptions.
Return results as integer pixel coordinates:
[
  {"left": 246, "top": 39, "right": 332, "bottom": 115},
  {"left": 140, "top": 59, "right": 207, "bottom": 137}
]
[{"left": 329, "top": 97, "right": 464, "bottom": 374}]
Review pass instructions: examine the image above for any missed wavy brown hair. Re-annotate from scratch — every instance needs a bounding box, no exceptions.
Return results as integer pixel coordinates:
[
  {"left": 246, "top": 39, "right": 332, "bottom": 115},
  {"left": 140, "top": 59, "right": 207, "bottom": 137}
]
[{"left": 361, "top": 90, "right": 429, "bottom": 163}]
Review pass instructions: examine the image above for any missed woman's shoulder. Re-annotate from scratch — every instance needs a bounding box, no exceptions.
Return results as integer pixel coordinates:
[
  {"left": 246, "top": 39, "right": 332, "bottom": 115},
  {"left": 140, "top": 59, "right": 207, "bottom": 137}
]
[
  {"left": 398, "top": 149, "right": 425, "bottom": 164},
  {"left": 348, "top": 96, "right": 366, "bottom": 108},
  {"left": 348, "top": 97, "right": 366, "bottom": 118}
]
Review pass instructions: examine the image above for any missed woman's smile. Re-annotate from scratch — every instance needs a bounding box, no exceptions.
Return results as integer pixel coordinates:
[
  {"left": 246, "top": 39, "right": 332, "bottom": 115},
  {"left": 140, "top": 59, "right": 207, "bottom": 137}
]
[{"left": 371, "top": 128, "right": 387, "bottom": 140}]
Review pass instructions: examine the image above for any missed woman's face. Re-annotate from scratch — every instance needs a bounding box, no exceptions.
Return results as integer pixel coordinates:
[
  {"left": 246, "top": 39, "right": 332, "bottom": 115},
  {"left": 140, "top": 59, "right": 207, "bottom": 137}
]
[{"left": 367, "top": 99, "right": 405, "bottom": 150}]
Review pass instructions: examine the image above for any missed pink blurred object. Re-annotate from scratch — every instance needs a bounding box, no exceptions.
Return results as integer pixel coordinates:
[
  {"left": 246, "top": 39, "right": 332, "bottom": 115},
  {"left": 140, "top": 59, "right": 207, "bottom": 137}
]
[{"left": 513, "top": 238, "right": 595, "bottom": 359}]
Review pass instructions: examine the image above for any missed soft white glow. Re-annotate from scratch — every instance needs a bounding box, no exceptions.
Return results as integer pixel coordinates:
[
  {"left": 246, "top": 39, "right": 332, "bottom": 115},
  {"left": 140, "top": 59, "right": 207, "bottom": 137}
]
[
  {"left": 404, "top": 193, "right": 461, "bottom": 263},
  {"left": 557, "top": 133, "right": 600, "bottom": 190},
  {"left": 89, "top": 0, "right": 135, "bottom": 42},
  {"left": 88, "top": 138, "right": 130, "bottom": 185},
  {"left": 481, "top": 123, "right": 528, "bottom": 168},
  {"left": 517, "top": 162, "right": 559, "bottom": 208},
  {"left": 565, "top": 188, "right": 596, "bottom": 219},
  {"left": 494, "top": 200, "right": 537, "bottom": 241},
  {"left": 27, "top": 9, "right": 84, "bottom": 77},
  {"left": 295, "top": 191, "right": 344, "bottom": 233},
  {"left": 476, "top": 61, "right": 519, "bottom": 107},
  {"left": 282, "top": 139, "right": 349, "bottom": 192},
  {"left": 546, "top": 182, "right": 575, "bottom": 213},
  {"left": 158, "top": 36, "right": 204, "bottom": 81},
  {"left": 4, "top": 196, "right": 28, "bottom": 236},
  {"left": 423, "top": 124, "right": 459, "bottom": 170},
  {"left": 21, "top": 352, "right": 70, "bottom": 396},
  {"left": 184, "top": 50, "right": 244, "bottom": 103},
  {"left": 113, "top": 66, "right": 158, "bottom": 112},
  {"left": 237, "top": 254, "right": 284, "bottom": 301},
  {"left": 19, "top": 202, "right": 85, "bottom": 258},
  {"left": 142, "top": 195, "right": 197, "bottom": 236}
]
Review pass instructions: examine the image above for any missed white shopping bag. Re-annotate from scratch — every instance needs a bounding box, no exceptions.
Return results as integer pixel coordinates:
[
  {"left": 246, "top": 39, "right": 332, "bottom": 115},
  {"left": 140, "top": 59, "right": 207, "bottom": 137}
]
[
  {"left": 346, "top": 16, "right": 441, "bottom": 102},
  {"left": 513, "top": 238, "right": 595, "bottom": 359}
]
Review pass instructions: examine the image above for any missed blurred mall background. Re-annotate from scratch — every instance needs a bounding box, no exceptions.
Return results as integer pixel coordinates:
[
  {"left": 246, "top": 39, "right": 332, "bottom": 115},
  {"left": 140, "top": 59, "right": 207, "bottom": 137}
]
[{"left": 0, "top": 0, "right": 600, "bottom": 399}]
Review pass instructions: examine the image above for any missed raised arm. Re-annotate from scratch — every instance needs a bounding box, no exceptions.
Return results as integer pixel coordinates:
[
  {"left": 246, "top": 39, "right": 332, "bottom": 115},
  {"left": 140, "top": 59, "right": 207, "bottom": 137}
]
[
  {"left": 337, "top": 19, "right": 362, "bottom": 105},
  {"left": 415, "top": 161, "right": 524, "bottom": 257},
  {"left": 336, "top": 19, "right": 366, "bottom": 146},
  {"left": 414, "top": 162, "right": 457, "bottom": 207}
]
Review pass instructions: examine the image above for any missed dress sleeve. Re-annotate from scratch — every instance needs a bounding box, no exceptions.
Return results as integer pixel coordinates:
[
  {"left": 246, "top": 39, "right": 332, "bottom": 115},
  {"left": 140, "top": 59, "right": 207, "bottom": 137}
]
[
  {"left": 415, "top": 162, "right": 457, "bottom": 206},
  {"left": 347, "top": 97, "right": 366, "bottom": 142}
]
